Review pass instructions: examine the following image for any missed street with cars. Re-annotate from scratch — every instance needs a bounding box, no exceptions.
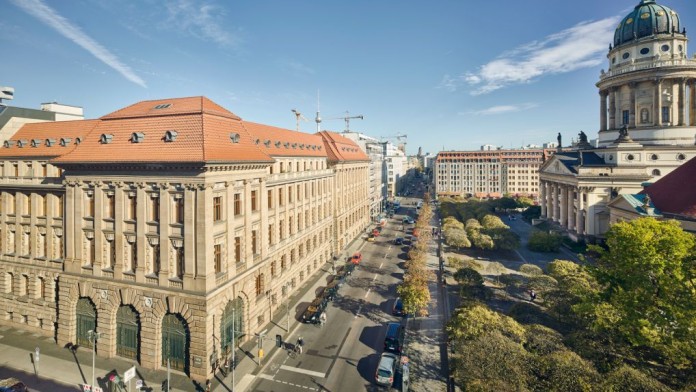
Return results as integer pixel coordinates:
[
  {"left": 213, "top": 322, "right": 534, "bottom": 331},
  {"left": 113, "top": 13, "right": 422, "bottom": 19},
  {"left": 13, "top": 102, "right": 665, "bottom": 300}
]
[{"left": 249, "top": 180, "right": 439, "bottom": 392}]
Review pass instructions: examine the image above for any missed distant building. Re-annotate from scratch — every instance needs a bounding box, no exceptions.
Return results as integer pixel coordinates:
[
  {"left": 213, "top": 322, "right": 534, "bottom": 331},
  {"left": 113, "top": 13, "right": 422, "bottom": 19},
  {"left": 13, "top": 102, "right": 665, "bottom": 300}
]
[
  {"left": 383, "top": 142, "right": 407, "bottom": 197},
  {"left": 434, "top": 149, "right": 551, "bottom": 199},
  {"left": 480, "top": 144, "right": 498, "bottom": 151},
  {"left": 339, "top": 131, "right": 386, "bottom": 219},
  {"left": 0, "top": 99, "right": 84, "bottom": 142}
]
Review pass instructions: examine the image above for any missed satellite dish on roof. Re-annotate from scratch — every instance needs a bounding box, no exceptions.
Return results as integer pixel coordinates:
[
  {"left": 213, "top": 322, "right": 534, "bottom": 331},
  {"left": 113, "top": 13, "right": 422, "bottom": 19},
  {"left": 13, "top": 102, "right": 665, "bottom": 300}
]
[{"left": 0, "top": 86, "right": 14, "bottom": 104}]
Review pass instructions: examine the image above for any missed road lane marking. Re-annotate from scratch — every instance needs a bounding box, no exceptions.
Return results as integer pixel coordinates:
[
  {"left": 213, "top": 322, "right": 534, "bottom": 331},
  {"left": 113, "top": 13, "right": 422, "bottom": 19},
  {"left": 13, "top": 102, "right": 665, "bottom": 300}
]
[
  {"left": 259, "top": 374, "right": 274, "bottom": 380},
  {"left": 364, "top": 288, "right": 371, "bottom": 298},
  {"left": 280, "top": 365, "right": 326, "bottom": 378},
  {"left": 379, "top": 262, "right": 383, "bottom": 269},
  {"left": 354, "top": 305, "right": 362, "bottom": 318}
]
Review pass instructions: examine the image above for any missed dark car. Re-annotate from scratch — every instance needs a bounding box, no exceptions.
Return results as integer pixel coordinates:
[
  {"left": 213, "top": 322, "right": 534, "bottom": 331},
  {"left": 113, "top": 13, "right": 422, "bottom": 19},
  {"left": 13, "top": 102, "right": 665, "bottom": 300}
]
[
  {"left": 302, "top": 297, "right": 327, "bottom": 324},
  {"left": 394, "top": 237, "right": 404, "bottom": 245},
  {"left": 320, "top": 281, "right": 340, "bottom": 302},
  {"left": 392, "top": 298, "right": 404, "bottom": 316}
]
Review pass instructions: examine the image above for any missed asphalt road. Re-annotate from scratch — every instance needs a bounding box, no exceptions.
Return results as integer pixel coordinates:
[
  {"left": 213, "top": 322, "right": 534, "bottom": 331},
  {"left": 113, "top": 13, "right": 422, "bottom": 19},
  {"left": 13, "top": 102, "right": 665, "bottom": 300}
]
[{"left": 250, "top": 197, "right": 422, "bottom": 392}]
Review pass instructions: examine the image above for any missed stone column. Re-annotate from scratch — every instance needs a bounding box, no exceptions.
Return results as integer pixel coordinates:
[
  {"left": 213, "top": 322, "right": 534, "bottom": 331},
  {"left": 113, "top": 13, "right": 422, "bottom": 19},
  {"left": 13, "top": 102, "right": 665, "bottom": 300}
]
[
  {"left": 135, "top": 183, "right": 147, "bottom": 281},
  {"left": 183, "top": 184, "right": 196, "bottom": 284},
  {"left": 158, "top": 184, "right": 171, "bottom": 284},
  {"left": 678, "top": 78, "right": 686, "bottom": 126},
  {"left": 567, "top": 187, "right": 575, "bottom": 231},
  {"left": 629, "top": 82, "right": 637, "bottom": 128},
  {"left": 243, "top": 180, "right": 252, "bottom": 265},
  {"left": 260, "top": 178, "right": 269, "bottom": 259},
  {"left": 93, "top": 184, "right": 105, "bottom": 271},
  {"left": 64, "top": 183, "right": 76, "bottom": 261},
  {"left": 690, "top": 79, "right": 696, "bottom": 126},
  {"left": 540, "top": 181, "right": 547, "bottom": 217},
  {"left": 551, "top": 184, "right": 558, "bottom": 223},
  {"left": 546, "top": 182, "right": 554, "bottom": 221},
  {"left": 600, "top": 90, "right": 608, "bottom": 131},
  {"left": 113, "top": 183, "right": 125, "bottom": 277},
  {"left": 559, "top": 185, "right": 567, "bottom": 227},
  {"left": 654, "top": 79, "right": 662, "bottom": 126},
  {"left": 609, "top": 88, "right": 616, "bottom": 129},
  {"left": 576, "top": 189, "right": 584, "bottom": 235}
]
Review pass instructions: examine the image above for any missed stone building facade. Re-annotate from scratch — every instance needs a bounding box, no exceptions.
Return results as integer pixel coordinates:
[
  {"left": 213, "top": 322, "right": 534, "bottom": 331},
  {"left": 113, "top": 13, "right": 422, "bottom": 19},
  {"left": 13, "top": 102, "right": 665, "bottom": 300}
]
[
  {"left": 0, "top": 96, "right": 370, "bottom": 381},
  {"left": 540, "top": 0, "right": 696, "bottom": 242}
]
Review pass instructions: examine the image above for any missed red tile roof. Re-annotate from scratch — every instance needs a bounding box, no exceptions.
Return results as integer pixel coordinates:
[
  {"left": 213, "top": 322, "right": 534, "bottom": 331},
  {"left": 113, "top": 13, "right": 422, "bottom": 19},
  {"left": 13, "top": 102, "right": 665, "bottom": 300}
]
[
  {"left": 317, "top": 131, "right": 369, "bottom": 163},
  {"left": 4, "top": 97, "right": 370, "bottom": 165},
  {"left": 0, "top": 120, "right": 100, "bottom": 158},
  {"left": 242, "top": 122, "right": 326, "bottom": 157},
  {"left": 641, "top": 156, "right": 696, "bottom": 218}
]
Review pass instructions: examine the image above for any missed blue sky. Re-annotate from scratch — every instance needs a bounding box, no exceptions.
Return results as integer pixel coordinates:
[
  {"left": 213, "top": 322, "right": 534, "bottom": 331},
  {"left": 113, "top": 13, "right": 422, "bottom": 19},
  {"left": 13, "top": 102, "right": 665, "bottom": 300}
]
[{"left": 3, "top": 0, "right": 695, "bottom": 155}]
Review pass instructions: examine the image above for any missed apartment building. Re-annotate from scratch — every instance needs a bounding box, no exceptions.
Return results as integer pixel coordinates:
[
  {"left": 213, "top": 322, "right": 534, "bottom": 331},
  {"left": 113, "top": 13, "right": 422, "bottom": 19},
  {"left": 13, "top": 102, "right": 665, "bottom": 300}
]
[
  {"left": 434, "top": 149, "right": 551, "bottom": 199},
  {"left": 0, "top": 96, "right": 370, "bottom": 382}
]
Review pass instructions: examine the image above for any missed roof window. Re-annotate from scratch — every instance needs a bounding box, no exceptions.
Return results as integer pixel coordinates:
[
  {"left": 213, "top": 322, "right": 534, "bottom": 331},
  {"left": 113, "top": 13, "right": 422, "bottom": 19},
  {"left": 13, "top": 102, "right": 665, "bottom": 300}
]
[
  {"left": 3, "top": 140, "right": 15, "bottom": 148},
  {"left": 275, "top": 141, "right": 281, "bottom": 148},
  {"left": 17, "top": 139, "right": 28, "bottom": 148},
  {"left": 60, "top": 138, "right": 72, "bottom": 147},
  {"left": 229, "top": 133, "right": 240, "bottom": 143},
  {"left": 154, "top": 103, "right": 172, "bottom": 110},
  {"left": 45, "top": 139, "right": 56, "bottom": 147},
  {"left": 264, "top": 140, "right": 271, "bottom": 147},
  {"left": 292, "top": 143, "right": 297, "bottom": 149},
  {"left": 100, "top": 134, "right": 114, "bottom": 144},
  {"left": 75, "top": 137, "right": 82, "bottom": 145},
  {"left": 255, "top": 139, "right": 260, "bottom": 145},
  {"left": 299, "top": 144, "right": 305, "bottom": 149},
  {"left": 31, "top": 139, "right": 42, "bottom": 147},
  {"left": 131, "top": 132, "right": 145, "bottom": 143},
  {"left": 284, "top": 142, "right": 290, "bottom": 148},
  {"left": 165, "top": 130, "right": 178, "bottom": 142}
]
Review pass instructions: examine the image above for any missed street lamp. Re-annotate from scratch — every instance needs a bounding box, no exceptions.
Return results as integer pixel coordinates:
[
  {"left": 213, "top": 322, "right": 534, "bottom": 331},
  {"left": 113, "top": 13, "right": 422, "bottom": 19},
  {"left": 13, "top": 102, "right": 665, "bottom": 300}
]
[{"left": 87, "top": 330, "right": 102, "bottom": 389}]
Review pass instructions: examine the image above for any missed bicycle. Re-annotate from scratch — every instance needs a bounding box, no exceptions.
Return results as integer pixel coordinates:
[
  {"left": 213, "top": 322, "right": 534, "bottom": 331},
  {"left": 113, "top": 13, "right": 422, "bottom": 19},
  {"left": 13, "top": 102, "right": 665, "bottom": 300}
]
[{"left": 286, "top": 342, "right": 302, "bottom": 358}]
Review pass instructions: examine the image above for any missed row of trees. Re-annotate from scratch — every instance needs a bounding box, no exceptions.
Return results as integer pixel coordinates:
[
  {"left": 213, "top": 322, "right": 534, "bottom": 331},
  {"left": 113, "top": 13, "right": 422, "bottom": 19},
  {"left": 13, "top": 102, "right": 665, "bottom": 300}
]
[
  {"left": 441, "top": 203, "right": 520, "bottom": 251},
  {"left": 447, "top": 218, "right": 696, "bottom": 390},
  {"left": 397, "top": 195, "right": 434, "bottom": 316}
]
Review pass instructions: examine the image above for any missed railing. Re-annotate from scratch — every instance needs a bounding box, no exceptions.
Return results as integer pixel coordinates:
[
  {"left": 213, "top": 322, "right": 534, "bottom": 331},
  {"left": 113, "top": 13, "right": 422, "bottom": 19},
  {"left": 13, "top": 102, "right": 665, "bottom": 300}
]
[{"left": 600, "top": 57, "right": 696, "bottom": 80}]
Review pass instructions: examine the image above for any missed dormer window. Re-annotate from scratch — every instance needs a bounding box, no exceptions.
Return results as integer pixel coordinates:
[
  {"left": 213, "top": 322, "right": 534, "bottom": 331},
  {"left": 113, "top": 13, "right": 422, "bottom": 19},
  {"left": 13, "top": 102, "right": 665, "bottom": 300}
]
[
  {"left": 75, "top": 137, "right": 82, "bottom": 145},
  {"left": 299, "top": 144, "right": 305, "bottom": 149},
  {"left": 275, "top": 141, "right": 281, "bottom": 148},
  {"left": 165, "top": 130, "right": 178, "bottom": 142},
  {"left": 100, "top": 134, "right": 114, "bottom": 144},
  {"left": 255, "top": 139, "right": 260, "bottom": 145},
  {"left": 131, "top": 132, "right": 145, "bottom": 143},
  {"left": 60, "top": 138, "right": 72, "bottom": 147},
  {"left": 17, "top": 139, "right": 28, "bottom": 148},
  {"left": 284, "top": 142, "right": 290, "bottom": 148},
  {"left": 292, "top": 143, "right": 297, "bottom": 149},
  {"left": 45, "top": 139, "right": 56, "bottom": 147},
  {"left": 264, "top": 140, "right": 271, "bottom": 147},
  {"left": 3, "top": 140, "right": 15, "bottom": 148},
  {"left": 229, "top": 133, "right": 240, "bottom": 143},
  {"left": 31, "top": 139, "right": 41, "bottom": 147}
]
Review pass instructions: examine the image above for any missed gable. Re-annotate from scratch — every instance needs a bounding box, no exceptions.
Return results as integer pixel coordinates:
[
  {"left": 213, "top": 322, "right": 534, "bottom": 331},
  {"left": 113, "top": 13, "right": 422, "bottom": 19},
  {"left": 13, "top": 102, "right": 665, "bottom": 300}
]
[{"left": 540, "top": 155, "right": 575, "bottom": 176}]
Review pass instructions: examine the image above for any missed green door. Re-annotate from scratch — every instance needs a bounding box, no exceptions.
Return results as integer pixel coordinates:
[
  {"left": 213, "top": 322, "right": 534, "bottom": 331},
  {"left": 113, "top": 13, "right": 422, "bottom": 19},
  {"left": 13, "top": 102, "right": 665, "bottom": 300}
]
[
  {"left": 116, "top": 306, "right": 139, "bottom": 360},
  {"left": 162, "top": 314, "right": 189, "bottom": 372},
  {"left": 76, "top": 298, "right": 96, "bottom": 348},
  {"left": 221, "top": 298, "right": 244, "bottom": 354}
]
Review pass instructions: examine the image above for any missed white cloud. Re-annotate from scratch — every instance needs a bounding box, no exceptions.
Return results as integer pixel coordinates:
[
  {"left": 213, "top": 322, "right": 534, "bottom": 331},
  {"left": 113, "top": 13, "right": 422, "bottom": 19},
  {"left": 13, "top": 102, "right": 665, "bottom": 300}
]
[
  {"left": 11, "top": 0, "right": 146, "bottom": 88},
  {"left": 164, "top": 0, "right": 241, "bottom": 48},
  {"left": 280, "top": 59, "right": 316, "bottom": 75},
  {"left": 466, "top": 103, "right": 538, "bottom": 116},
  {"left": 445, "top": 16, "right": 619, "bottom": 95}
]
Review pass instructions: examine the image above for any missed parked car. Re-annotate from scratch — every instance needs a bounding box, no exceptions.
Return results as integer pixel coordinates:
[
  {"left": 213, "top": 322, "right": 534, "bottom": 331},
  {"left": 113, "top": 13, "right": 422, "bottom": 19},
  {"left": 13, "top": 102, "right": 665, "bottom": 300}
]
[
  {"left": 394, "top": 237, "right": 404, "bottom": 245},
  {"left": 367, "top": 234, "right": 376, "bottom": 242},
  {"left": 320, "top": 281, "right": 340, "bottom": 302},
  {"left": 383, "top": 322, "right": 406, "bottom": 354},
  {"left": 302, "top": 297, "right": 327, "bottom": 324},
  {"left": 374, "top": 352, "right": 399, "bottom": 386},
  {"left": 392, "top": 298, "right": 405, "bottom": 316},
  {"left": 351, "top": 252, "right": 362, "bottom": 265},
  {"left": 372, "top": 228, "right": 380, "bottom": 237},
  {"left": 406, "top": 217, "right": 415, "bottom": 224},
  {"left": 0, "top": 378, "right": 28, "bottom": 392},
  {"left": 402, "top": 217, "right": 410, "bottom": 224}
]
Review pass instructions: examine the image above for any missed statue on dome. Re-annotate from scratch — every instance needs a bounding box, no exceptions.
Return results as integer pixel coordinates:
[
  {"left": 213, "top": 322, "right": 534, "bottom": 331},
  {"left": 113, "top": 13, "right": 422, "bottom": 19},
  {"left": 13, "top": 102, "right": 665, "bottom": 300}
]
[
  {"left": 557, "top": 132, "right": 562, "bottom": 147},
  {"left": 579, "top": 131, "right": 588, "bottom": 144},
  {"left": 618, "top": 125, "right": 628, "bottom": 138}
]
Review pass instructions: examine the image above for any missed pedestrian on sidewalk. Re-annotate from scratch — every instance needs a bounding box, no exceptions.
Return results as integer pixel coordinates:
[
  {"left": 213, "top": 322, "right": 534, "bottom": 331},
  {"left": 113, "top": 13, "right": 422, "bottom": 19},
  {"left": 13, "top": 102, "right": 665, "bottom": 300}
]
[
  {"left": 297, "top": 336, "right": 304, "bottom": 354},
  {"left": 205, "top": 379, "right": 211, "bottom": 392},
  {"left": 320, "top": 311, "right": 327, "bottom": 326},
  {"left": 529, "top": 289, "right": 537, "bottom": 302}
]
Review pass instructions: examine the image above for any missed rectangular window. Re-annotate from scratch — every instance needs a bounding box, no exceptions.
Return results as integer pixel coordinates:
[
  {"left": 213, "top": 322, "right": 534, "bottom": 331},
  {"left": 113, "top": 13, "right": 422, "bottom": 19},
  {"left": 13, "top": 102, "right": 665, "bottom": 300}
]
[
  {"left": 296, "top": 185, "right": 301, "bottom": 201},
  {"left": 150, "top": 196, "right": 160, "bottom": 221},
  {"left": 251, "top": 190, "right": 257, "bottom": 211},
  {"left": 279, "top": 219, "right": 285, "bottom": 240},
  {"left": 234, "top": 193, "right": 241, "bottom": 215},
  {"left": 252, "top": 230, "right": 258, "bottom": 254},
  {"left": 267, "top": 190, "right": 273, "bottom": 209},
  {"left": 213, "top": 196, "right": 223, "bottom": 221},
  {"left": 662, "top": 106, "right": 670, "bottom": 123},
  {"left": 279, "top": 188, "right": 284, "bottom": 206},
  {"left": 25, "top": 193, "right": 31, "bottom": 216},
  {"left": 268, "top": 224, "right": 274, "bottom": 246},
  {"left": 174, "top": 196, "right": 184, "bottom": 223},
  {"left": 289, "top": 187, "right": 293, "bottom": 203},
  {"left": 128, "top": 194, "right": 137, "bottom": 220},
  {"left": 106, "top": 194, "right": 115, "bottom": 219},
  {"left": 87, "top": 195, "right": 95, "bottom": 218},
  {"left": 235, "top": 236, "right": 241, "bottom": 263},
  {"left": 255, "top": 274, "right": 264, "bottom": 296},
  {"left": 622, "top": 110, "right": 629, "bottom": 125},
  {"left": 214, "top": 244, "right": 222, "bottom": 273},
  {"left": 41, "top": 164, "right": 47, "bottom": 177}
]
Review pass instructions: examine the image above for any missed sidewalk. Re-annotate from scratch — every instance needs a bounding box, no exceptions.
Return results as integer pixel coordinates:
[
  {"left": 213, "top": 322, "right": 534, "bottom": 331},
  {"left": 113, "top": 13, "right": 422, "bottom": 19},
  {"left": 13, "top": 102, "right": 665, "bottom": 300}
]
[{"left": 0, "top": 235, "right": 368, "bottom": 392}]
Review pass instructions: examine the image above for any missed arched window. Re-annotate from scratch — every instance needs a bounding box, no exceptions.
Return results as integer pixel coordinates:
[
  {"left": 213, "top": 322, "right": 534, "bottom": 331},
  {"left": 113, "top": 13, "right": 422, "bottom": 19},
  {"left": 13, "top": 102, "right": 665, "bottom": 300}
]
[
  {"left": 652, "top": 169, "right": 661, "bottom": 176},
  {"left": 162, "top": 313, "right": 189, "bottom": 372},
  {"left": 116, "top": 305, "right": 140, "bottom": 360},
  {"left": 76, "top": 298, "right": 97, "bottom": 347},
  {"left": 221, "top": 298, "right": 244, "bottom": 355}
]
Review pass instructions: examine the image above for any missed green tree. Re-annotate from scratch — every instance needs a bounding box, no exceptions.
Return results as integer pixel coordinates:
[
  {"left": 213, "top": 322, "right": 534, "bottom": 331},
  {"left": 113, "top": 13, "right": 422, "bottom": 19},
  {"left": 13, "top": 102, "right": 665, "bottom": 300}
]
[
  {"left": 447, "top": 304, "right": 525, "bottom": 343},
  {"left": 523, "top": 324, "right": 565, "bottom": 355},
  {"left": 517, "top": 196, "right": 535, "bottom": 207},
  {"left": 442, "top": 216, "right": 464, "bottom": 231},
  {"left": 445, "top": 227, "right": 471, "bottom": 250},
  {"left": 522, "top": 205, "right": 541, "bottom": 220},
  {"left": 471, "top": 232, "right": 494, "bottom": 250},
  {"left": 600, "top": 365, "right": 674, "bottom": 392},
  {"left": 486, "top": 227, "right": 520, "bottom": 250},
  {"left": 545, "top": 260, "right": 601, "bottom": 324},
  {"left": 397, "top": 276, "right": 430, "bottom": 316},
  {"left": 531, "top": 350, "right": 600, "bottom": 392},
  {"left": 527, "top": 230, "right": 562, "bottom": 252},
  {"left": 454, "top": 267, "right": 484, "bottom": 287},
  {"left": 520, "top": 264, "right": 543, "bottom": 276},
  {"left": 481, "top": 214, "right": 509, "bottom": 229},
  {"left": 587, "top": 218, "right": 696, "bottom": 368}
]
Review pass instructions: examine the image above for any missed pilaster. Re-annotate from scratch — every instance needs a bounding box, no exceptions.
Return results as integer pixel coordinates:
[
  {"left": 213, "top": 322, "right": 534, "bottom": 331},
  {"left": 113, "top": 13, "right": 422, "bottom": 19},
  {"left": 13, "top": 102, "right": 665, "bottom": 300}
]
[
  {"left": 600, "top": 90, "right": 608, "bottom": 131},
  {"left": 678, "top": 78, "right": 686, "bottom": 126},
  {"left": 629, "top": 82, "right": 637, "bottom": 128},
  {"left": 654, "top": 79, "right": 662, "bottom": 126},
  {"left": 609, "top": 88, "right": 616, "bottom": 129}
]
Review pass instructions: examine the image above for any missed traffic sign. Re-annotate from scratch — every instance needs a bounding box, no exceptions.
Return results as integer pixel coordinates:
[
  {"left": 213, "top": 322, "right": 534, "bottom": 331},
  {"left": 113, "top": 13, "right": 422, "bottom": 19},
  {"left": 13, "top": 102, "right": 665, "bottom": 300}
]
[
  {"left": 124, "top": 366, "right": 136, "bottom": 382},
  {"left": 135, "top": 379, "right": 143, "bottom": 390},
  {"left": 83, "top": 385, "right": 91, "bottom": 392}
]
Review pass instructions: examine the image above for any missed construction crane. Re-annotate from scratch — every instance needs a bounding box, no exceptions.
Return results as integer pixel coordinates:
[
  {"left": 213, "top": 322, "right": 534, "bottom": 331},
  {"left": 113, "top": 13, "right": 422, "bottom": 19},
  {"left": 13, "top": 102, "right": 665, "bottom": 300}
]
[
  {"left": 380, "top": 133, "right": 408, "bottom": 153},
  {"left": 291, "top": 109, "right": 308, "bottom": 132},
  {"left": 323, "top": 111, "right": 364, "bottom": 132}
]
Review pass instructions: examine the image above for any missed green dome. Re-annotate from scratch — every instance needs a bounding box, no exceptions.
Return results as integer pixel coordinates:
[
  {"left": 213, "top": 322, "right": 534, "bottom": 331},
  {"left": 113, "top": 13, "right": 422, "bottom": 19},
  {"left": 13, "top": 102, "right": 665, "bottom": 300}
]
[{"left": 614, "top": 0, "right": 682, "bottom": 48}]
